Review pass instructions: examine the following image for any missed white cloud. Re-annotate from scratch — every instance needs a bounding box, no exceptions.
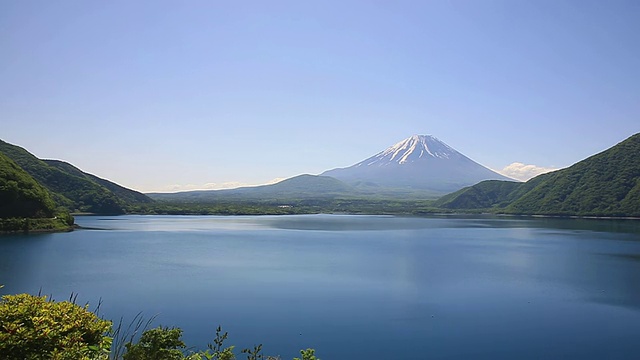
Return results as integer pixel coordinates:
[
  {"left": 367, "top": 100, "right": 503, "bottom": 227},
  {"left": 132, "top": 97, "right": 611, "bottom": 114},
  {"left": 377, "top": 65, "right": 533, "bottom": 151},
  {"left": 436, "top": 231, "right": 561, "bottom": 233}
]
[
  {"left": 498, "top": 162, "right": 559, "bottom": 181},
  {"left": 265, "top": 177, "right": 286, "bottom": 185},
  {"left": 153, "top": 177, "right": 287, "bottom": 193}
]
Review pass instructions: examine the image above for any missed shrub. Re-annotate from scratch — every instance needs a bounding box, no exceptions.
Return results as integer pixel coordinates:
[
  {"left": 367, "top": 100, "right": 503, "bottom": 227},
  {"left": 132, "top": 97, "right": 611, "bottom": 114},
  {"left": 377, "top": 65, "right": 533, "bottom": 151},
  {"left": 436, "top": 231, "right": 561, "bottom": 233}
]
[
  {"left": 123, "top": 326, "right": 186, "bottom": 360},
  {"left": 294, "top": 349, "right": 320, "bottom": 360},
  {"left": 0, "top": 293, "right": 112, "bottom": 360}
]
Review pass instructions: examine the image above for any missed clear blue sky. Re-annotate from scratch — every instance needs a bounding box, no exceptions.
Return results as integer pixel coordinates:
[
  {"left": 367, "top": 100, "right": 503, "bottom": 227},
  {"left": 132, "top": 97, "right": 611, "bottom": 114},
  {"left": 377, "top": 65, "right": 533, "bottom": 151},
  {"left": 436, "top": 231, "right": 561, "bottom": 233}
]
[{"left": 2, "top": 1, "right": 639, "bottom": 192}]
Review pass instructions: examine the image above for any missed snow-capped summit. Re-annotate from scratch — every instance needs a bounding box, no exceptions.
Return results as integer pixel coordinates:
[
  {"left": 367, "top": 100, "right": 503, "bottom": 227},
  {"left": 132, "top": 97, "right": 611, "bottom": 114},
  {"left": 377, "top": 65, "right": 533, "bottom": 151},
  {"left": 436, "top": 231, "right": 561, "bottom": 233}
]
[
  {"left": 321, "top": 134, "right": 513, "bottom": 195},
  {"left": 356, "top": 134, "right": 459, "bottom": 167}
]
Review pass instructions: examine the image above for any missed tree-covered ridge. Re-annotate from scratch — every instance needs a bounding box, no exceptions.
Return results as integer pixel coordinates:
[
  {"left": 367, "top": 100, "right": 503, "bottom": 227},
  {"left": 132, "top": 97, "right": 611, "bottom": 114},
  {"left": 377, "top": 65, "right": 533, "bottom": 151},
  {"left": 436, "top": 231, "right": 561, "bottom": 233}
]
[
  {"left": 0, "top": 139, "right": 153, "bottom": 214},
  {"left": 506, "top": 133, "right": 640, "bottom": 216},
  {"left": 434, "top": 133, "right": 640, "bottom": 217},
  {"left": 0, "top": 153, "right": 55, "bottom": 218}
]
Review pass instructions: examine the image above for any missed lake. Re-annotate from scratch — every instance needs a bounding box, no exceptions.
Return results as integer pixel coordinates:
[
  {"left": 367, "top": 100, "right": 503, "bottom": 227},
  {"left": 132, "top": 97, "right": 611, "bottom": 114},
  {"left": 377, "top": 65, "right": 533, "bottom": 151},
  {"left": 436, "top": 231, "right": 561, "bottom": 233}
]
[{"left": 2, "top": 215, "right": 640, "bottom": 359}]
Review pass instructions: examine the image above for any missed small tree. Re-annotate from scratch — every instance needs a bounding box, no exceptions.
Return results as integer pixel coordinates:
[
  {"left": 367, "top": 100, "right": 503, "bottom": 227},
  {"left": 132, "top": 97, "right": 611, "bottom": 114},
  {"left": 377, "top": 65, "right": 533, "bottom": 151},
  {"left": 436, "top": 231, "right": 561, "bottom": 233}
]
[
  {"left": 293, "top": 349, "right": 319, "bottom": 360},
  {"left": 123, "top": 326, "right": 186, "bottom": 360}
]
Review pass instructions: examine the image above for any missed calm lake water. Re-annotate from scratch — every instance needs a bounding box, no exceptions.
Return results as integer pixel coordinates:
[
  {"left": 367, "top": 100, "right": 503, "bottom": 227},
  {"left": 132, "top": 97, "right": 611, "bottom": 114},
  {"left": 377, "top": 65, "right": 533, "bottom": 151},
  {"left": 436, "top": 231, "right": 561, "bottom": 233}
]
[{"left": 2, "top": 215, "right": 640, "bottom": 359}]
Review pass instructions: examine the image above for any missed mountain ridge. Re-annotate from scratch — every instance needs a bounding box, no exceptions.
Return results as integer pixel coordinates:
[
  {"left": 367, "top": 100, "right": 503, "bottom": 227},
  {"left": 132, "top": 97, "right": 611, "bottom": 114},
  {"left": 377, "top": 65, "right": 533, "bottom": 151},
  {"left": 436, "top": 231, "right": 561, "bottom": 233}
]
[
  {"left": 4, "top": 132, "right": 638, "bottom": 217},
  {"left": 0, "top": 139, "right": 153, "bottom": 214},
  {"left": 148, "top": 174, "right": 358, "bottom": 202}
]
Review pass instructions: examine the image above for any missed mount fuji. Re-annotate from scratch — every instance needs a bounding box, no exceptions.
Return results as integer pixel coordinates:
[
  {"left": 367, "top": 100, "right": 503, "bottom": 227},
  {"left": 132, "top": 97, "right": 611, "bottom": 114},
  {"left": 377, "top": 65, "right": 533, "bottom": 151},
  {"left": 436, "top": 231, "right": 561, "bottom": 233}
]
[{"left": 321, "top": 135, "right": 514, "bottom": 195}]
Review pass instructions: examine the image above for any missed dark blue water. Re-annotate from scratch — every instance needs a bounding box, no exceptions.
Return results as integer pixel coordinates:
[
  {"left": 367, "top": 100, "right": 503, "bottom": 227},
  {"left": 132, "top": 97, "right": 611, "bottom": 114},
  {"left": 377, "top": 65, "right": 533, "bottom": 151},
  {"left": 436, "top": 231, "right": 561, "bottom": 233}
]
[{"left": 2, "top": 215, "right": 640, "bottom": 359}]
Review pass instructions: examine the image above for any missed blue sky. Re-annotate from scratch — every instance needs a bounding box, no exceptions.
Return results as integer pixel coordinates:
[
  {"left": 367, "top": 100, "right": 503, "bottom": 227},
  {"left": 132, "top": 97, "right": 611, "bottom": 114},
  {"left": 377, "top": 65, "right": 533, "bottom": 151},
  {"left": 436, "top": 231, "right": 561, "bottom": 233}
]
[{"left": 2, "top": 1, "right": 639, "bottom": 192}]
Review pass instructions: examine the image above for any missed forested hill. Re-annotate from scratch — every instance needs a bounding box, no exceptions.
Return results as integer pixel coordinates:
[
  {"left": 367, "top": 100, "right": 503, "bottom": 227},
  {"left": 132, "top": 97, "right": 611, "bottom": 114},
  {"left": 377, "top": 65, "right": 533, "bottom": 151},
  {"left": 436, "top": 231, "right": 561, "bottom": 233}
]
[
  {"left": 0, "top": 139, "right": 153, "bottom": 214},
  {"left": 434, "top": 133, "right": 640, "bottom": 217},
  {"left": 0, "top": 152, "right": 55, "bottom": 218}
]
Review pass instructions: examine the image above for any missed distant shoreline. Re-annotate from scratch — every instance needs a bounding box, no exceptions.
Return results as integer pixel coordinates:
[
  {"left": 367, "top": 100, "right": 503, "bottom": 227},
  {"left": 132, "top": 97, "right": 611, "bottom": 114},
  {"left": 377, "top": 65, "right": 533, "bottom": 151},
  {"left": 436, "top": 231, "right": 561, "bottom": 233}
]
[
  {"left": 0, "top": 226, "right": 75, "bottom": 235},
  {"left": 0, "top": 218, "right": 76, "bottom": 235},
  {"left": 72, "top": 211, "right": 640, "bottom": 221}
]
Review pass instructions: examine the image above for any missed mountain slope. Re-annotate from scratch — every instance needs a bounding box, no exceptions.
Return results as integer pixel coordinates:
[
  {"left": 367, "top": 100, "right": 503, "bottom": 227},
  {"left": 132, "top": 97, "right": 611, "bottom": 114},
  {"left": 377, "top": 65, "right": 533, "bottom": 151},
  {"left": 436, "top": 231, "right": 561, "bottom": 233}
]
[
  {"left": 0, "top": 139, "right": 152, "bottom": 214},
  {"left": 0, "top": 153, "right": 55, "bottom": 218},
  {"left": 435, "top": 133, "right": 640, "bottom": 216},
  {"left": 44, "top": 160, "right": 153, "bottom": 204},
  {"left": 432, "top": 180, "right": 522, "bottom": 209},
  {"left": 322, "top": 135, "right": 513, "bottom": 195},
  {"left": 148, "top": 174, "right": 358, "bottom": 202}
]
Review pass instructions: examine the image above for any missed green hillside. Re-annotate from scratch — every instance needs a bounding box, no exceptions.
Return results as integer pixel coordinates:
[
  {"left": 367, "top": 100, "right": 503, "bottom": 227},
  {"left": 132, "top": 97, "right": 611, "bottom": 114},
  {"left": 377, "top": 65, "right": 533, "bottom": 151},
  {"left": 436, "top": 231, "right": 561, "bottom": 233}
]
[
  {"left": 0, "top": 153, "right": 55, "bottom": 218},
  {"left": 0, "top": 140, "right": 153, "bottom": 214},
  {"left": 506, "top": 133, "right": 640, "bottom": 216},
  {"left": 433, "top": 175, "right": 552, "bottom": 210},
  {"left": 0, "top": 153, "right": 75, "bottom": 232},
  {"left": 434, "top": 133, "right": 640, "bottom": 217}
]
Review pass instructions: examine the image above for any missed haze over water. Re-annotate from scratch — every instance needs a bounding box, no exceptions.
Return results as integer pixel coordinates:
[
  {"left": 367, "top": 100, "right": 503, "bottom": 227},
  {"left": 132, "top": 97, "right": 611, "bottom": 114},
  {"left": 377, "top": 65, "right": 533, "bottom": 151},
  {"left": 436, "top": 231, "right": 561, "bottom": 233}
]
[{"left": 2, "top": 215, "right": 640, "bottom": 359}]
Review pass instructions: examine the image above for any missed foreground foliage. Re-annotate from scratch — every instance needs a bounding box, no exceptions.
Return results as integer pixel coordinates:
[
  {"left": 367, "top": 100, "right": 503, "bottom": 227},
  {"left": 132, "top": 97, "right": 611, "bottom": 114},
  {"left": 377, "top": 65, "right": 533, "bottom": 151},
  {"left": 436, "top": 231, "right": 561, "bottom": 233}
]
[
  {"left": 0, "top": 291, "right": 319, "bottom": 360},
  {"left": 0, "top": 293, "right": 112, "bottom": 360},
  {"left": 124, "top": 326, "right": 320, "bottom": 360}
]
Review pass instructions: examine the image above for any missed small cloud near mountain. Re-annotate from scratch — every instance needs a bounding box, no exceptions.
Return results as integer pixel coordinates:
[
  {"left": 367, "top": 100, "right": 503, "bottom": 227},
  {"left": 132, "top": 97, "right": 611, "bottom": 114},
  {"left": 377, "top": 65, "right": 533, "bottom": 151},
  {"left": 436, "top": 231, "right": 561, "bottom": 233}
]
[
  {"left": 161, "top": 178, "right": 286, "bottom": 192},
  {"left": 499, "top": 162, "right": 558, "bottom": 181}
]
